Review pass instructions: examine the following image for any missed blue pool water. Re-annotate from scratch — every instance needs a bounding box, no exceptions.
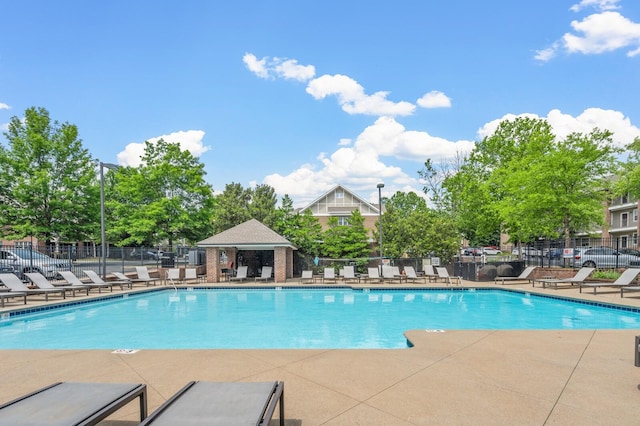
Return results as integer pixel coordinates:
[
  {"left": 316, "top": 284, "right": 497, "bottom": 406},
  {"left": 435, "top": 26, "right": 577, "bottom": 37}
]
[{"left": 1, "top": 288, "right": 639, "bottom": 349}]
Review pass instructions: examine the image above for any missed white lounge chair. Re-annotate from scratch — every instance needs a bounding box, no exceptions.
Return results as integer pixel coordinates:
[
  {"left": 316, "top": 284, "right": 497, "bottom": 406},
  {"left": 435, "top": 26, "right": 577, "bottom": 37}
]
[
  {"left": 184, "top": 268, "right": 205, "bottom": 283},
  {"left": 363, "top": 267, "right": 382, "bottom": 283},
  {"left": 134, "top": 266, "right": 160, "bottom": 286},
  {"left": 435, "top": 267, "right": 462, "bottom": 286},
  {"left": 83, "top": 270, "right": 132, "bottom": 290},
  {"left": 255, "top": 266, "right": 273, "bottom": 282},
  {"left": 382, "top": 266, "right": 402, "bottom": 283},
  {"left": 404, "top": 266, "right": 426, "bottom": 283},
  {"left": 580, "top": 268, "right": 640, "bottom": 294},
  {"left": 58, "top": 270, "right": 123, "bottom": 293},
  {"left": 322, "top": 268, "right": 337, "bottom": 284},
  {"left": 300, "top": 270, "right": 314, "bottom": 284},
  {"left": 166, "top": 268, "right": 181, "bottom": 285},
  {"left": 230, "top": 266, "right": 248, "bottom": 283},
  {"left": 0, "top": 273, "right": 67, "bottom": 301},
  {"left": 533, "top": 267, "right": 594, "bottom": 289},
  {"left": 494, "top": 266, "right": 537, "bottom": 285},
  {"left": 423, "top": 265, "right": 438, "bottom": 282},
  {"left": 25, "top": 272, "right": 88, "bottom": 297},
  {"left": 341, "top": 265, "right": 360, "bottom": 283}
]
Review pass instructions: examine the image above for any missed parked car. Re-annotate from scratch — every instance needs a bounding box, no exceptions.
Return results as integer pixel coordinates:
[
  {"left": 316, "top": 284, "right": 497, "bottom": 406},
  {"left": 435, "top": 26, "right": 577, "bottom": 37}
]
[
  {"left": 461, "top": 247, "right": 482, "bottom": 256},
  {"left": 130, "top": 249, "right": 164, "bottom": 260},
  {"left": 482, "top": 246, "right": 501, "bottom": 255},
  {"left": 511, "top": 247, "right": 542, "bottom": 257},
  {"left": 572, "top": 246, "right": 640, "bottom": 268},
  {"left": 0, "top": 248, "right": 71, "bottom": 279},
  {"left": 618, "top": 248, "right": 640, "bottom": 257},
  {"left": 544, "top": 248, "right": 563, "bottom": 259}
]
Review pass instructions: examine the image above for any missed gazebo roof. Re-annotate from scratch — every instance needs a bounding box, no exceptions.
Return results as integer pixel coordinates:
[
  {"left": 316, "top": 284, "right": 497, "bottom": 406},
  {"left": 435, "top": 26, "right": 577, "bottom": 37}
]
[{"left": 197, "top": 219, "right": 297, "bottom": 250}]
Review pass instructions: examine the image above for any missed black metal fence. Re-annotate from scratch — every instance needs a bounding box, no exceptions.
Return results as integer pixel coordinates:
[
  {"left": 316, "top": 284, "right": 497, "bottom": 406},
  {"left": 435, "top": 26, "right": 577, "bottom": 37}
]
[{"left": 0, "top": 244, "right": 206, "bottom": 280}]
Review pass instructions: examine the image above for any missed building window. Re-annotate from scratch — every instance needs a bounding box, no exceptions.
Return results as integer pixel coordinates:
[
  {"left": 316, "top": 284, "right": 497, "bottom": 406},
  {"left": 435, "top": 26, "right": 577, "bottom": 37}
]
[
  {"left": 622, "top": 236, "right": 628, "bottom": 248},
  {"left": 622, "top": 194, "right": 629, "bottom": 204},
  {"left": 634, "top": 234, "right": 638, "bottom": 246},
  {"left": 634, "top": 208, "right": 638, "bottom": 222},
  {"left": 337, "top": 216, "right": 349, "bottom": 226},
  {"left": 622, "top": 213, "right": 629, "bottom": 228},
  {"left": 335, "top": 190, "right": 344, "bottom": 199}
]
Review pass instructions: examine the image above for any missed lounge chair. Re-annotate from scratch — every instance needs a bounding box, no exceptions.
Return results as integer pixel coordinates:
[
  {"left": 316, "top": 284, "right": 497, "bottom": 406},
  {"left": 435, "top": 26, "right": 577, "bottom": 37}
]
[
  {"left": 322, "top": 267, "right": 337, "bottom": 284},
  {"left": 0, "top": 273, "right": 69, "bottom": 301},
  {"left": 533, "top": 267, "right": 595, "bottom": 289},
  {"left": 83, "top": 270, "right": 131, "bottom": 290},
  {"left": 112, "top": 272, "right": 136, "bottom": 287},
  {"left": 58, "top": 270, "right": 122, "bottom": 293},
  {"left": 0, "top": 288, "right": 26, "bottom": 308},
  {"left": 341, "top": 265, "right": 360, "bottom": 283},
  {"left": 423, "top": 265, "right": 438, "bottom": 282},
  {"left": 165, "top": 268, "right": 182, "bottom": 286},
  {"left": 580, "top": 268, "right": 640, "bottom": 294},
  {"left": 255, "top": 266, "right": 273, "bottom": 282},
  {"left": 25, "top": 272, "right": 89, "bottom": 297},
  {"left": 184, "top": 268, "right": 205, "bottom": 283},
  {"left": 382, "top": 266, "right": 402, "bottom": 283},
  {"left": 300, "top": 270, "right": 314, "bottom": 284},
  {"left": 135, "top": 266, "right": 160, "bottom": 286},
  {"left": 229, "top": 265, "right": 248, "bottom": 283},
  {"left": 494, "top": 266, "right": 537, "bottom": 285},
  {"left": 0, "top": 382, "right": 147, "bottom": 424},
  {"left": 404, "top": 266, "right": 426, "bottom": 283},
  {"left": 140, "top": 381, "right": 284, "bottom": 426},
  {"left": 363, "top": 267, "right": 383, "bottom": 283},
  {"left": 435, "top": 267, "right": 462, "bottom": 286}
]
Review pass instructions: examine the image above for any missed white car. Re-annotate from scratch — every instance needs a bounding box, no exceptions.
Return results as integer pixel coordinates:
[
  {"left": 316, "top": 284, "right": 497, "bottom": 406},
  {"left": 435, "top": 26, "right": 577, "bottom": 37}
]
[
  {"left": 0, "top": 248, "right": 71, "bottom": 279},
  {"left": 482, "top": 247, "right": 501, "bottom": 255}
]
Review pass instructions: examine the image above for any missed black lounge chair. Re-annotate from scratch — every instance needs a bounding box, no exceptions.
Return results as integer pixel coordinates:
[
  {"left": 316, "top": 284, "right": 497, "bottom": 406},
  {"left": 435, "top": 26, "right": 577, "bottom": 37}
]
[
  {"left": 0, "top": 382, "right": 147, "bottom": 425},
  {"left": 140, "top": 381, "right": 284, "bottom": 425}
]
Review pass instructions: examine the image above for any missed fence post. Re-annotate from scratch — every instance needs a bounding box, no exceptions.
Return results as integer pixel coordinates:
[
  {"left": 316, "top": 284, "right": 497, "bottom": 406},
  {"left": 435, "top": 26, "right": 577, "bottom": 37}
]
[{"left": 635, "top": 335, "right": 640, "bottom": 367}]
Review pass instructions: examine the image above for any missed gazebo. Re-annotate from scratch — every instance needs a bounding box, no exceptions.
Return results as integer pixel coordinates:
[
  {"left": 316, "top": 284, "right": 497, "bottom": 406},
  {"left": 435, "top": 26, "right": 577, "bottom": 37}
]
[{"left": 197, "top": 219, "right": 297, "bottom": 283}]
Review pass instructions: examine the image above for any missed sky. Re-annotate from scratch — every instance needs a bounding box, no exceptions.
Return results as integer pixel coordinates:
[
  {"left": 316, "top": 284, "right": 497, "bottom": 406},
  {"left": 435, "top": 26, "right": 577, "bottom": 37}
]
[{"left": 1, "top": 0, "right": 640, "bottom": 207}]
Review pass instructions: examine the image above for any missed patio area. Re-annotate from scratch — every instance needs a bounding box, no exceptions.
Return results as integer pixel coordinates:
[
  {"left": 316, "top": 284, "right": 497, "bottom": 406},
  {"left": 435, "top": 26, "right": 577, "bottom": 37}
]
[{"left": 1, "top": 279, "right": 640, "bottom": 425}]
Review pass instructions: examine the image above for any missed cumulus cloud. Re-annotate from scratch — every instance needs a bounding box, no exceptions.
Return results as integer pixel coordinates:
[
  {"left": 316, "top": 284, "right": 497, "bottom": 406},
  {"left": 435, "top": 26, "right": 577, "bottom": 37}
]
[
  {"left": 117, "top": 130, "right": 209, "bottom": 167},
  {"left": 536, "top": 2, "right": 640, "bottom": 61},
  {"left": 417, "top": 91, "right": 452, "bottom": 108},
  {"left": 243, "top": 53, "right": 315, "bottom": 82},
  {"left": 263, "top": 116, "right": 474, "bottom": 205},
  {"left": 306, "top": 74, "right": 416, "bottom": 116},
  {"left": 477, "top": 108, "right": 640, "bottom": 147},
  {"left": 0, "top": 103, "right": 10, "bottom": 110}
]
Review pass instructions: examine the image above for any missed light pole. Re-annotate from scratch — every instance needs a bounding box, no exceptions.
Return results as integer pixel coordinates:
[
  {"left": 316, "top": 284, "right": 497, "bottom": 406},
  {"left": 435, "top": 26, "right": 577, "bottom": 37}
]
[
  {"left": 100, "top": 162, "right": 119, "bottom": 279},
  {"left": 377, "top": 183, "right": 385, "bottom": 268}
]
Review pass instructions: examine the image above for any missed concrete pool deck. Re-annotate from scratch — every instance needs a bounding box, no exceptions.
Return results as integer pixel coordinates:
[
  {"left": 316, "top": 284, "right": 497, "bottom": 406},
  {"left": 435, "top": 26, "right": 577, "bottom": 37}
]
[{"left": 1, "top": 279, "right": 640, "bottom": 425}]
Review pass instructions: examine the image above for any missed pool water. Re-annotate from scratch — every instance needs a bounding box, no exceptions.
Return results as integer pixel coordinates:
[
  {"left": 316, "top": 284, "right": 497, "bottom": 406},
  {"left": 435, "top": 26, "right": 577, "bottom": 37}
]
[{"left": 1, "top": 288, "right": 639, "bottom": 349}]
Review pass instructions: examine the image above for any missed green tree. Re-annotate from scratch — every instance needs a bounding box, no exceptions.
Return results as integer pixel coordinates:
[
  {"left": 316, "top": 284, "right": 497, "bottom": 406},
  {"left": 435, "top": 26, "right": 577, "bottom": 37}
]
[
  {"left": 0, "top": 107, "right": 99, "bottom": 244},
  {"left": 249, "top": 184, "right": 278, "bottom": 227},
  {"left": 321, "top": 210, "right": 370, "bottom": 259},
  {"left": 614, "top": 137, "right": 640, "bottom": 199},
  {"left": 211, "top": 182, "right": 252, "bottom": 234},
  {"left": 379, "top": 191, "right": 460, "bottom": 262},
  {"left": 107, "top": 139, "right": 214, "bottom": 247},
  {"left": 272, "top": 196, "right": 323, "bottom": 255}
]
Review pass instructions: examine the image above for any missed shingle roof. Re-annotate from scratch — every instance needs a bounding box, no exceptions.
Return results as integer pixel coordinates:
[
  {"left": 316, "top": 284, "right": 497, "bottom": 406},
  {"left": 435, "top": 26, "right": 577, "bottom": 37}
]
[{"left": 197, "top": 219, "right": 296, "bottom": 249}]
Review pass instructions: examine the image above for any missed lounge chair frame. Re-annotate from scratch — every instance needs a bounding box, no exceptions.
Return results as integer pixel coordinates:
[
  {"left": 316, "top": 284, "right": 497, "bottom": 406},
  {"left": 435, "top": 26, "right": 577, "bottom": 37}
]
[
  {"left": 140, "top": 381, "right": 284, "bottom": 426},
  {"left": 0, "top": 273, "right": 67, "bottom": 301},
  {"left": 230, "top": 265, "right": 249, "bottom": 283},
  {"left": 494, "top": 266, "right": 537, "bottom": 285},
  {"left": 255, "top": 266, "right": 273, "bottom": 282},
  {"left": 0, "top": 382, "right": 147, "bottom": 425},
  {"left": 580, "top": 268, "right": 640, "bottom": 294}
]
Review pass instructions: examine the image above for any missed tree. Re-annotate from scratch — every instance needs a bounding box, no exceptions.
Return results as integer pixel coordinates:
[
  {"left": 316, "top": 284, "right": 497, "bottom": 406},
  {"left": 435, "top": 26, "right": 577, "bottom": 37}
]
[
  {"left": 0, "top": 107, "right": 99, "bottom": 244},
  {"left": 210, "top": 182, "right": 252, "bottom": 234},
  {"left": 107, "top": 139, "right": 214, "bottom": 247},
  {"left": 321, "top": 210, "right": 370, "bottom": 259},
  {"left": 378, "top": 191, "right": 460, "bottom": 262},
  {"left": 249, "top": 184, "right": 278, "bottom": 227},
  {"left": 614, "top": 137, "right": 640, "bottom": 199},
  {"left": 272, "top": 196, "right": 323, "bottom": 255}
]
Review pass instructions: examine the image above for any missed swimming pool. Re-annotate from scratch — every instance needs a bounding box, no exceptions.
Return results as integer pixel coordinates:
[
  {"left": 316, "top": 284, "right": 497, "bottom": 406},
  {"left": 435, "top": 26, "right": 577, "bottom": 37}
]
[{"left": 1, "top": 288, "right": 639, "bottom": 349}]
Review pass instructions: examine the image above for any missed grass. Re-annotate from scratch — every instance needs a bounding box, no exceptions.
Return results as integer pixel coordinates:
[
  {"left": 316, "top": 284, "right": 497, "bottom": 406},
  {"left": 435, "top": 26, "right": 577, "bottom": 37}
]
[{"left": 592, "top": 270, "right": 621, "bottom": 280}]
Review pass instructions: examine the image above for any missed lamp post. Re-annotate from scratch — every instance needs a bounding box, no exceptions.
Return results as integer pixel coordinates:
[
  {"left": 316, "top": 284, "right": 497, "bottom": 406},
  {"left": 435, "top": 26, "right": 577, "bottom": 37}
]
[
  {"left": 377, "top": 183, "right": 385, "bottom": 268},
  {"left": 100, "top": 162, "right": 119, "bottom": 279}
]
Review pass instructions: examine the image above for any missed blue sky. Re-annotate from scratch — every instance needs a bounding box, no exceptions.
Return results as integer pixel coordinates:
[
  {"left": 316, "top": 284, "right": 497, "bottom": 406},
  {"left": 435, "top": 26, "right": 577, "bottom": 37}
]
[{"left": 1, "top": 0, "right": 640, "bottom": 207}]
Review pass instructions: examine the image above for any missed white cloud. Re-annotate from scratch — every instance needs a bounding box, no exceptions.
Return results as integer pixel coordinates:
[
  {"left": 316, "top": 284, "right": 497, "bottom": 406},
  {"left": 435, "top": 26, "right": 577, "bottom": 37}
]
[
  {"left": 306, "top": 74, "right": 416, "bottom": 116},
  {"left": 570, "top": 0, "right": 621, "bottom": 12},
  {"left": 263, "top": 116, "right": 474, "bottom": 206},
  {"left": 242, "top": 53, "right": 269, "bottom": 79},
  {"left": 563, "top": 12, "right": 640, "bottom": 56},
  {"left": 0, "top": 103, "right": 10, "bottom": 110},
  {"left": 117, "top": 130, "right": 209, "bottom": 167},
  {"left": 536, "top": 6, "right": 640, "bottom": 61},
  {"left": 477, "top": 108, "right": 640, "bottom": 148},
  {"left": 417, "top": 91, "right": 452, "bottom": 108},
  {"left": 243, "top": 53, "right": 315, "bottom": 82}
]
